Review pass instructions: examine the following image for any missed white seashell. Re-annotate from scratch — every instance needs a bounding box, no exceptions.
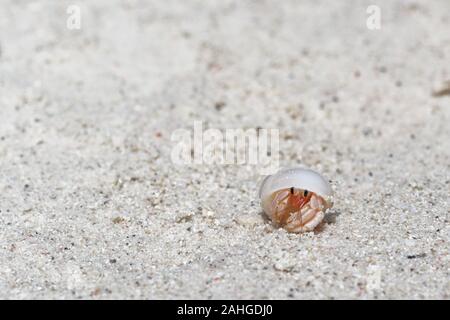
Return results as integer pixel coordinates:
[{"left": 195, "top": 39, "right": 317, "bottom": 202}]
[
  {"left": 259, "top": 167, "right": 332, "bottom": 200},
  {"left": 259, "top": 167, "right": 333, "bottom": 233}
]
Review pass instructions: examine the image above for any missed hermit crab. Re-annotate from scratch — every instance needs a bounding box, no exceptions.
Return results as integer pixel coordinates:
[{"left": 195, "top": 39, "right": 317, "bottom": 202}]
[{"left": 259, "top": 167, "right": 333, "bottom": 233}]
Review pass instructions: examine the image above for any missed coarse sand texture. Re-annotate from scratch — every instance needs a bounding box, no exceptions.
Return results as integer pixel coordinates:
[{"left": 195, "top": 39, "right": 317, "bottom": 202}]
[{"left": 0, "top": 0, "right": 449, "bottom": 299}]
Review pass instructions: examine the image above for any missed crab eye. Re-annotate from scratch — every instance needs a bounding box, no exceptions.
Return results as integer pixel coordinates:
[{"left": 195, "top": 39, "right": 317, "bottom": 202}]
[
  {"left": 290, "top": 187, "right": 294, "bottom": 194},
  {"left": 304, "top": 190, "right": 308, "bottom": 197}
]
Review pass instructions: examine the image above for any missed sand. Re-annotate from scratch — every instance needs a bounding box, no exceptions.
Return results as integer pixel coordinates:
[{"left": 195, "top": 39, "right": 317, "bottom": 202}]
[{"left": 0, "top": 0, "right": 449, "bottom": 299}]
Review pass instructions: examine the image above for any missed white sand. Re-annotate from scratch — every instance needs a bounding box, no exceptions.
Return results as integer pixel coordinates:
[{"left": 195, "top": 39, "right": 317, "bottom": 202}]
[{"left": 0, "top": 0, "right": 449, "bottom": 299}]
